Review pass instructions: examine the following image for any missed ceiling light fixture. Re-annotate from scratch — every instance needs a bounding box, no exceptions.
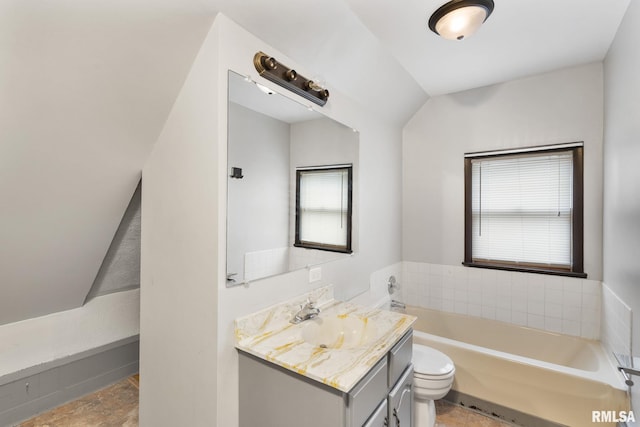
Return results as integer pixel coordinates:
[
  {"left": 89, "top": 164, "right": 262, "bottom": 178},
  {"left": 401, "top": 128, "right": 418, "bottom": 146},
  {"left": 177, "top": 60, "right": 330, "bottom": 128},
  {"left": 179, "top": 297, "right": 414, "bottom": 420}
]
[{"left": 428, "top": 0, "right": 494, "bottom": 41}]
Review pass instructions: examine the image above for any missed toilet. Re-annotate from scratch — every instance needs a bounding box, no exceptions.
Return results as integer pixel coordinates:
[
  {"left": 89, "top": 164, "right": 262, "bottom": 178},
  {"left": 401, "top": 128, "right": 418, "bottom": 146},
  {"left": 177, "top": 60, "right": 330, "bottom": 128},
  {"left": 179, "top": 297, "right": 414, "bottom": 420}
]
[{"left": 412, "top": 344, "right": 456, "bottom": 427}]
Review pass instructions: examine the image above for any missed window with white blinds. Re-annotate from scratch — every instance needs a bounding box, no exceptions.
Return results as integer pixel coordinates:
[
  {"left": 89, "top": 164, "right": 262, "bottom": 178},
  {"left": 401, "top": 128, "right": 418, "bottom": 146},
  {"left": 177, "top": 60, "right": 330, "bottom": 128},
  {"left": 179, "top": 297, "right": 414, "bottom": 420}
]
[
  {"left": 464, "top": 144, "right": 585, "bottom": 277},
  {"left": 295, "top": 165, "right": 352, "bottom": 253}
]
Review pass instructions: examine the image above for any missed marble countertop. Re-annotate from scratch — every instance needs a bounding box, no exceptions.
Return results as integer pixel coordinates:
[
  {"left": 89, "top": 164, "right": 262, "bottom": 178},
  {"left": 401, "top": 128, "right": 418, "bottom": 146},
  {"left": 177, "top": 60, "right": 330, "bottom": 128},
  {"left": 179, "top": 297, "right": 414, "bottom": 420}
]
[{"left": 234, "top": 286, "right": 415, "bottom": 392}]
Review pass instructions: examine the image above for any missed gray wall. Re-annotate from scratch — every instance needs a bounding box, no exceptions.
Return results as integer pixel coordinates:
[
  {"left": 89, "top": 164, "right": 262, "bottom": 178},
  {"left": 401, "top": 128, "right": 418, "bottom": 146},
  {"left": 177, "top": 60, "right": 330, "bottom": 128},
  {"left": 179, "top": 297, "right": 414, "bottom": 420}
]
[
  {"left": 603, "top": 0, "right": 640, "bottom": 416},
  {"left": 85, "top": 182, "right": 141, "bottom": 301},
  {"left": 0, "top": 2, "right": 213, "bottom": 326},
  {"left": 227, "top": 102, "right": 290, "bottom": 282},
  {"left": 402, "top": 62, "right": 604, "bottom": 280},
  {"left": 138, "top": 15, "right": 404, "bottom": 427},
  {"left": 0, "top": 338, "right": 138, "bottom": 427}
]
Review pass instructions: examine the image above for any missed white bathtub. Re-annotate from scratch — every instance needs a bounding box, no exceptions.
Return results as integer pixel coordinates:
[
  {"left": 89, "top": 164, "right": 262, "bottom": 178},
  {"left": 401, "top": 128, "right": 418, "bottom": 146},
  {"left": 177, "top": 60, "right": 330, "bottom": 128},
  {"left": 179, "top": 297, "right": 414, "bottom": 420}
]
[{"left": 406, "top": 305, "right": 629, "bottom": 426}]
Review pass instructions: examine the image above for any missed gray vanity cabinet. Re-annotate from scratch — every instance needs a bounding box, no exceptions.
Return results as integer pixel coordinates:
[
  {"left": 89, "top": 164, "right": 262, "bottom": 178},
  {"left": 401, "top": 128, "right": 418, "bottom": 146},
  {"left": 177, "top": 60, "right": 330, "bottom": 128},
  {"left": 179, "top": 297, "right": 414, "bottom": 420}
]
[
  {"left": 363, "top": 400, "right": 388, "bottom": 427},
  {"left": 238, "top": 330, "right": 413, "bottom": 427},
  {"left": 387, "top": 366, "right": 413, "bottom": 427}
]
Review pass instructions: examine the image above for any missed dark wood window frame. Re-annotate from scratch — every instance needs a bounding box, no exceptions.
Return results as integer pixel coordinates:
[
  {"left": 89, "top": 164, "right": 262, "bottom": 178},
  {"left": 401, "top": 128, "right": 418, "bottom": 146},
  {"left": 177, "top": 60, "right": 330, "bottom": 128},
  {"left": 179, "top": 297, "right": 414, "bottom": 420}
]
[
  {"left": 463, "top": 144, "right": 586, "bottom": 278},
  {"left": 294, "top": 165, "right": 353, "bottom": 254}
]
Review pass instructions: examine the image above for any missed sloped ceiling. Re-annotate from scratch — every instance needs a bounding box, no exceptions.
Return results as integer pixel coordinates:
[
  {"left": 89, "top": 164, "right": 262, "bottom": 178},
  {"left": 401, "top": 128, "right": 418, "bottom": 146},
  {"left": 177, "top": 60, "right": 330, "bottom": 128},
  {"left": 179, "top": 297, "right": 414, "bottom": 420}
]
[
  {"left": 212, "top": 0, "right": 429, "bottom": 126},
  {"left": 0, "top": 0, "right": 630, "bottom": 325},
  {"left": 346, "top": 0, "right": 630, "bottom": 96},
  {"left": 0, "top": 0, "right": 216, "bottom": 325}
]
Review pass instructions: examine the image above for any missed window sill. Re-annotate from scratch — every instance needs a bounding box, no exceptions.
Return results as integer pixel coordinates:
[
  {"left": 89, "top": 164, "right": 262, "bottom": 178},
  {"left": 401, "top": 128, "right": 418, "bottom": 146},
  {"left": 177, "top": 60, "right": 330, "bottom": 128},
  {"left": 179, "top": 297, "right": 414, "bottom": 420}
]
[
  {"left": 294, "top": 243, "right": 352, "bottom": 254},
  {"left": 462, "top": 262, "right": 587, "bottom": 279}
]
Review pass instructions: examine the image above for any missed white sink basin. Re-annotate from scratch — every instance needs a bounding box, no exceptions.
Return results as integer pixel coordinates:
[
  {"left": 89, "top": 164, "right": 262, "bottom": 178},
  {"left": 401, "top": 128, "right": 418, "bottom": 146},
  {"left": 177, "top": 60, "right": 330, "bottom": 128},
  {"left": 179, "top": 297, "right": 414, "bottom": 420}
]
[{"left": 301, "top": 315, "right": 378, "bottom": 349}]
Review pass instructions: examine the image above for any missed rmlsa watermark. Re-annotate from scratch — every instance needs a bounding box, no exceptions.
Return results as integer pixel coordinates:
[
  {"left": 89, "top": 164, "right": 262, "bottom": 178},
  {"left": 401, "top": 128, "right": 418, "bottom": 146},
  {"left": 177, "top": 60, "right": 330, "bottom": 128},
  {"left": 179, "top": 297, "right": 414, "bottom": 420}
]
[{"left": 592, "top": 410, "right": 635, "bottom": 423}]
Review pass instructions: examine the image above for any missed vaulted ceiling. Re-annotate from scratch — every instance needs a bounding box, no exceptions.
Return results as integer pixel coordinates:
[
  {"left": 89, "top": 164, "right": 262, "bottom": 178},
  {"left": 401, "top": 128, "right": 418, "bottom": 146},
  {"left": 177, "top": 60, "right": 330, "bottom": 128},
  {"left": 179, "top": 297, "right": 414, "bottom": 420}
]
[{"left": 0, "top": 0, "right": 630, "bottom": 325}]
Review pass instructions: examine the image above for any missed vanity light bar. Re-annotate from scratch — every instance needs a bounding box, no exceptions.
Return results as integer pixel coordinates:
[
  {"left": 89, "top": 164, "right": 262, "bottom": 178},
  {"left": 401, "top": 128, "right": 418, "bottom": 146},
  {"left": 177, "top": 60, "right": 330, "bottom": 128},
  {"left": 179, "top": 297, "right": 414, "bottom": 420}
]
[
  {"left": 464, "top": 142, "right": 584, "bottom": 158},
  {"left": 253, "top": 51, "right": 329, "bottom": 107}
]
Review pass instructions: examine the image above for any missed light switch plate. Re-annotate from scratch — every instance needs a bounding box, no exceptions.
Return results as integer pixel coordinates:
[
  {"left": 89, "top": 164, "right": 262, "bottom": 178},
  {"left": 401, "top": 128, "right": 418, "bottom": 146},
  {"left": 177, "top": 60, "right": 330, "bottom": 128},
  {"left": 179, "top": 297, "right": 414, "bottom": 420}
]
[{"left": 309, "top": 267, "right": 322, "bottom": 283}]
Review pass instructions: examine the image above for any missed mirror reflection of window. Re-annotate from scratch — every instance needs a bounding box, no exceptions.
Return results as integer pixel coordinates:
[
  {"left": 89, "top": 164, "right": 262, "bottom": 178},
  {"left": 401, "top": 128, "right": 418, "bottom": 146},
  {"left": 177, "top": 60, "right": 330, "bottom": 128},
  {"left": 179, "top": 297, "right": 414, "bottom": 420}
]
[
  {"left": 295, "top": 165, "right": 353, "bottom": 253},
  {"left": 226, "top": 70, "right": 359, "bottom": 285}
]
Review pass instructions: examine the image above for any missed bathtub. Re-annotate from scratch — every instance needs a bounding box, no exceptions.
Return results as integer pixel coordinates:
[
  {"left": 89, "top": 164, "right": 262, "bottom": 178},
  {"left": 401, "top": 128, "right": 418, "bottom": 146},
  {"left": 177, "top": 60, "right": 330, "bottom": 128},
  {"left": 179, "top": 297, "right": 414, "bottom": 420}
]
[{"left": 406, "top": 305, "right": 628, "bottom": 426}]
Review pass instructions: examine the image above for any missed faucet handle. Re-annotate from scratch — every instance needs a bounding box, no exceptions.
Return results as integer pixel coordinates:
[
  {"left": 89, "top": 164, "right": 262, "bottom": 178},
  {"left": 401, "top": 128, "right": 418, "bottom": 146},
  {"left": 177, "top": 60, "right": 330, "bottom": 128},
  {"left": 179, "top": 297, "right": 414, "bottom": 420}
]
[
  {"left": 304, "top": 297, "right": 316, "bottom": 308},
  {"left": 388, "top": 275, "right": 399, "bottom": 294}
]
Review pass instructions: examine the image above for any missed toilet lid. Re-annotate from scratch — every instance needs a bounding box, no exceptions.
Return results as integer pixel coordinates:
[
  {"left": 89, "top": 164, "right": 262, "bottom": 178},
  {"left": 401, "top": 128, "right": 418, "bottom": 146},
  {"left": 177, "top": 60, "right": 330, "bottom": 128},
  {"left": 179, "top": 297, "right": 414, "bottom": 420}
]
[{"left": 413, "top": 344, "right": 455, "bottom": 376}]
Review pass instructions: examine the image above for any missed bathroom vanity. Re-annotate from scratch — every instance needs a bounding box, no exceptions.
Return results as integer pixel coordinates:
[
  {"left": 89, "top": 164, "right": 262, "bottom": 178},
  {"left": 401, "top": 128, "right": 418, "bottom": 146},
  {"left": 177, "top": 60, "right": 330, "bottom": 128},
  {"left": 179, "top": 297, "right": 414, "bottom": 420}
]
[{"left": 235, "top": 286, "right": 416, "bottom": 427}]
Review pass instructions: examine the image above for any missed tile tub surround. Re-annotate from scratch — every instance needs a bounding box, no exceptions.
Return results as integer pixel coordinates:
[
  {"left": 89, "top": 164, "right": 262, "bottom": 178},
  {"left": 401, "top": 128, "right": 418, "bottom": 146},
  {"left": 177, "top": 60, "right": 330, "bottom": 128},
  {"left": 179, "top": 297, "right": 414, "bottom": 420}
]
[
  {"left": 401, "top": 262, "right": 601, "bottom": 339},
  {"left": 601, "top": 283, "right": 632, "bottom": 361},
  {"left": 235, "top": 285, "right": 416, "bottom": 392}
]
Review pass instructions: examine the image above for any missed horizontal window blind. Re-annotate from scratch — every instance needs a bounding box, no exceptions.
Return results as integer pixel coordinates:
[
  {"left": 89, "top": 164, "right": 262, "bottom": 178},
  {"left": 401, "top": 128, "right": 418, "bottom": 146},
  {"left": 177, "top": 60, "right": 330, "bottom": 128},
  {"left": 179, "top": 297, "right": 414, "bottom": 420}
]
[
  {"left": 471, "top": 150, "right": 573, "bottom": 268},
  {"left": 298, "top": 167, "right": 350, "bottom": 248}
]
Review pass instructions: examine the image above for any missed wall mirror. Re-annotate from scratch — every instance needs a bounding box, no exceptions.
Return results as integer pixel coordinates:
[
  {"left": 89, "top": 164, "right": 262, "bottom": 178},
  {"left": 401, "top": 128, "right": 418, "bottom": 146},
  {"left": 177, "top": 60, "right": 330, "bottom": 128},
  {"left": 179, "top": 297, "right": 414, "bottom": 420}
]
[{"left": 227, "top": 70, "right": 359, "bottom": 286}]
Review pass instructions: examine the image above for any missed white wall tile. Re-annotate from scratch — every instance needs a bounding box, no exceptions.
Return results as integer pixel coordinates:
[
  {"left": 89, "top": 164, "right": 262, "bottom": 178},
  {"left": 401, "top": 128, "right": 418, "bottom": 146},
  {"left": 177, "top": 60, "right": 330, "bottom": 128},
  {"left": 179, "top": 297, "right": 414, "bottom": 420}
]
[
  {"left": 545, "top": 317, "right": 562, "bottom": 333},
  {"left": 527, "top": 281, "right": 545, "bottom": 302},
  {"left": 481, "top": 305, "right": 496, "bottom": 320},
  {"left": 562, "top": 305, "right": 581, "bottom": 322},
  {"left": 418, "top": 294, "right": 430, "bottom": 308},
  {"left": 496, "top": 295, "right": 510, "bottom": 310},
  {"left": 442, "top": 299, "right": 454, "bottom": 312},
  {"left": 511, "top": 293, "right": 527, "bottom": 313},
  {"left": 397, "top": 262, "right": 601, "bottom": 339},
  {"left": 468, "top": 290, "right": 482, "bottom": 305},
  {"left": 430, "top": 284, "right": 443, "bottom": 300},
  {"left": 528, "top": 300, "right": 545, "bottom": 316},
  {"left": 428, "top": 298, "right": 442, "bottom": 311},
  {"left": 583, "top": 280, "right": 600, "bottom": 295},
  {"left": 545, "top": 287, "right": 562, "bottom": 304},
  {"left": 545, "top": 302, "right": 562, "bottom": 318},
  {"left": 512, "top": 311, "right": 527, "bottom": 326},
  {"left": 482, "top": 292, "right": 496, "bottom": 308},
  {"left": 581, "top": 321, "right": 599, "bottom": 340},
  {"left": 496, "top": 308, "right": 511, "bottom": 323},
  {"left": 467, "top": 267, "right": 483, "bottom": 282},
  {"left": 562, "top": 277, "right": 582, "bottom": 293},
  {"left": 454, "top": 290, "right": 468, "bottom": 303},
  {"left": 429, "top": 263, "right": 444, "bottom": 276},
  {"left": 562, "top": 319, "right": 581, "bottom": 336},
  {"left": 468, "top": 303, "right": 482, "bottom": 317},
  {"left": 583, "top": 293, "right": 599, "bottom": 310},
  {"left": 562, "top": 290, "right": 582, "bottom": 307},
  {"left": 454, "top": 301, "right": 468, "bottom": 315},
  {"left": 528, "top": 314, "right": 545, "bottom": 330},
  {"left": 442, "top": 286, "right": 454, "bottom": 301},
  {"left": 601, "top": 283, "right": 631, "bottom": 359}
]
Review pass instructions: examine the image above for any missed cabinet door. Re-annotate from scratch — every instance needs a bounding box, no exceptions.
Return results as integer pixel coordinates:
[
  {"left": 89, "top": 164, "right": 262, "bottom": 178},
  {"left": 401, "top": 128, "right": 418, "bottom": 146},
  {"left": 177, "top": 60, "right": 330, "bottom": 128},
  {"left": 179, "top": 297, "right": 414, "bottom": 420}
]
[
  {"left": 348, "top": 357, "right": 388, "bottom": 427},
  {"left": 388, "top": 365, "right": 413, "bottom": 427},
  {"left": 363, "top": 399, "right": 388, "bottom": 427}
]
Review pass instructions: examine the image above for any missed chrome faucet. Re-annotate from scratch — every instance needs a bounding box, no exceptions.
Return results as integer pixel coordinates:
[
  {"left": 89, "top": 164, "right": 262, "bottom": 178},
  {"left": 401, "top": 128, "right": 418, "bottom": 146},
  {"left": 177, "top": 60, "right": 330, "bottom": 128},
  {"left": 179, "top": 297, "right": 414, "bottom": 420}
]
[
  {"left": 291, "top": 299, "right": 320, "bottom": 324},
  {"left": 390, "top": 299, "right": 406, "bottom": 310},
  {"left": 614, "top": 352, "right": 638, "bottom": 386}
]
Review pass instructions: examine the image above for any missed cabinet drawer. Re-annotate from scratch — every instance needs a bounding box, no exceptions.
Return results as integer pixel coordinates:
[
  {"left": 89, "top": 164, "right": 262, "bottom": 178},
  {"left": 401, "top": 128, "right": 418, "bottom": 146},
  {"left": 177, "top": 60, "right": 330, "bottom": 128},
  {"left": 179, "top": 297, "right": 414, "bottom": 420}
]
[
  {"left": 388, "top": 330, "right": 412, "bottom": 388},
  {"left": 348, "top": 356, "right": 388, "bottom": 427}
]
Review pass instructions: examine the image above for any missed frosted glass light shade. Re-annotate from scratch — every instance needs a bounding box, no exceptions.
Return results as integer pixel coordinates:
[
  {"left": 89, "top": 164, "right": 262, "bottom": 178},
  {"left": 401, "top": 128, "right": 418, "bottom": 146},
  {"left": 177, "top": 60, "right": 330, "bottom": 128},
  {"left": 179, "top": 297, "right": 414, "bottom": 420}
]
[
  {"left": 429, "top": 0, "right": 494, "bottom": 40},
  {"left": 436, "top": 6, "right": 487, "bottom": 40}
]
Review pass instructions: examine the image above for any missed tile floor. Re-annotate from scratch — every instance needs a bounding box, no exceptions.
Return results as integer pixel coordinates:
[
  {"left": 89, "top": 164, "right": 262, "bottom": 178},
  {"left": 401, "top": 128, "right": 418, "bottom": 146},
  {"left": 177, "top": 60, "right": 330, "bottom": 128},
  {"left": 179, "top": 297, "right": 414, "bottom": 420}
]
[
  {"left": 19, "top": 375, "right": 514, "bottom": 426},
  {"left": 435, "top": 400, "right": 516, "bottom": 427},
  {"left": 20, "top": 375, "right": 139, "bottom": 427}
]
